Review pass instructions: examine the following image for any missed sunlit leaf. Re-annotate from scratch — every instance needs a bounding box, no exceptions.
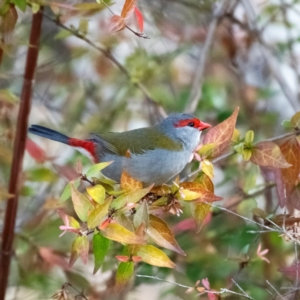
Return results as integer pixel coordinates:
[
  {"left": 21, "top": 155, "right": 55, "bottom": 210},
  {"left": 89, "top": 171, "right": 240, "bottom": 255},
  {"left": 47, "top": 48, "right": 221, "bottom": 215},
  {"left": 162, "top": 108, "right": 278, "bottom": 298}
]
[
  {"left": 203, "top": 107, "right": 239, "bottom": 158},
  {"left": 101, "top": 223, "right": 144, "bottom": 244},
  {"left": 59, "top": 178, "right": 80, "bottom": 203},
  {"left": 201, "top": 159, "right": 214, "bottom": 179},
  {"left": 121, "top": 170, "right": 143, "bottom": 192},
  {"left": 86, "top": 161, "right": 113, "bottom": 178},
  {"left": 111, "top": 184, "right": 153, "bottom": 210},
  {"left": 71, "top": 183, "right": 93, "bottom": 222},
  {"left": 135, "top": 245, "right": 176, "bottom": 268},
  {"left": 93, "top": 232, "right": 110, "bottom": 274},
  {"left": 87, "top": 197, "right": 112, "bottom": 228},
  {"left": 147, "top": 215, "right": 185, "bottom": 255},
  {"left": 251, "top": 141, "right": 291, "bottom": 168},
  {"left": 115, "top": 262, "right": 134, "bottom": 290},
  {"left": 86, "top": 184, "right": 106, "bottom": 204},
  {"left": 291, "top": 111, "right": 300, "bottom": 128}
]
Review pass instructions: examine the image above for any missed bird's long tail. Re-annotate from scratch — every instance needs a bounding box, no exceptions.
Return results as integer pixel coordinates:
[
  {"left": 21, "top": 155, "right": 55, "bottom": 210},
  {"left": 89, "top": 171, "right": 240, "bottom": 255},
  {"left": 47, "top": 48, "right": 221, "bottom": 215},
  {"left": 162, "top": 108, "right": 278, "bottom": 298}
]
[{"left": 28, "top": 125, "right": 97, "bottom": 160}]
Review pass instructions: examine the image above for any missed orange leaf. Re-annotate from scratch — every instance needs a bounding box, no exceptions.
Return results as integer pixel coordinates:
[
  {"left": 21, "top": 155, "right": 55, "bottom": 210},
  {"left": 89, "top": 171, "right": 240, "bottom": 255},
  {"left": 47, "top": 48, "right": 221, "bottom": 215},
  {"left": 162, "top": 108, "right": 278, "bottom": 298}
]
[
  {"left": 147, "top": 215, "right": 185, "bottom": 255},
  {"left": 108, "top": 15, "right": 125, "bottom": 34},
  {"left": 121, "top": 170, "right": 143, "bottom": 192},
  {"left": 180, "top": 182, "right": 222, "bottom": 202},
  {"left": 274, "top": 137, "right": 300, "bottom": 207},
  {"left": 250, "top": 141, "right": 291, "bottom": 168},
  {"left": 203, "top": 107, "right": 239, "bottom": 158},
  {"left": 121, "top": 0, "right": 136, "bottom": 20},
  {"left": 134, "top": 6, "right": 144, "bottom": 32},
  {"left": 194, "top": 172, "right": 214, "bottom": 192}
]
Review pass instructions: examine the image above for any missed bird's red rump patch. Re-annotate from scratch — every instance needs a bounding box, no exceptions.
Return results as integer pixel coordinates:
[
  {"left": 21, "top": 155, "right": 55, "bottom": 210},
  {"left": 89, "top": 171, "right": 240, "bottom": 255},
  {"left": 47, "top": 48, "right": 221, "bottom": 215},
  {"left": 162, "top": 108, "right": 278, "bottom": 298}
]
[
  {"left": 174, "top": 118, "right": 211, "bottom": 130},
  {"left": 68, "top": 138, "right": 97, "bottom": 161}
]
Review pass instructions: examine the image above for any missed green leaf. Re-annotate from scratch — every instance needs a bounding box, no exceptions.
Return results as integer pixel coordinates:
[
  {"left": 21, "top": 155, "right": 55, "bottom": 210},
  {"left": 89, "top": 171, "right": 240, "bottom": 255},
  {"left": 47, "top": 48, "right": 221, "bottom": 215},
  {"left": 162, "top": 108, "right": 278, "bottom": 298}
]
[
  {"left": 71, "top": 183, "right": 93, "bottom": 222},
  {"left": 190, "top": 202, "right": 211, "bottom": 233},
  {"left": 86, "top": 161, "right": 113, "bottom": 178},
  {"left": 111, "top": 184, "right": 153, "bottom": 210},
  {"left": 12, "top": 0, "right": 27, "bottom": 12},
  {"left": 245, "top": 130, "right": 254, "bottom": 144},
  {"left": 86, "top": 184, "right": 106, "bottom": 204},
  {"left": 26, "top": 167, "right": 57, "bottom": 182},
  {"left": 87, "top": 197, "right": 112, "bottom": 229},
  {"left": 136, "top": 245, "right": 176, "bottom": 268},
  {"left": 59, "top": 178, "right": 80, "bottom": 203},
  {"left": 101, "top": 223, "right": 144, "bottom": 244},
  {"left": 133, "top": 200, "right": 148, "bottom": 229},
  {"left": 115, "top": 262, "right": 134, "bottom": 290},
  {"left": 54, "top": 29, "right": 73, "bottom": 40},
  {"left": 93, "top": 232, "right": 110, "bottom": 274},
  {"left": 147, "top": 215, "right": 185, "bottom": 255},
  {"left": 69, "top": 235, "right": 89, "bottom": 266}
]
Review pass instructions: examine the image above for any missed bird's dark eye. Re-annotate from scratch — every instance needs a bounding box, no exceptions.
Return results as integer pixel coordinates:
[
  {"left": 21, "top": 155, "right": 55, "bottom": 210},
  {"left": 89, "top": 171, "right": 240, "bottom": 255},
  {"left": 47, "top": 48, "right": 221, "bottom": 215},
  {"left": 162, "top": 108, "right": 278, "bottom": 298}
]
[{"left": 187, "top": 122, "right": 195, "bottom": 127}]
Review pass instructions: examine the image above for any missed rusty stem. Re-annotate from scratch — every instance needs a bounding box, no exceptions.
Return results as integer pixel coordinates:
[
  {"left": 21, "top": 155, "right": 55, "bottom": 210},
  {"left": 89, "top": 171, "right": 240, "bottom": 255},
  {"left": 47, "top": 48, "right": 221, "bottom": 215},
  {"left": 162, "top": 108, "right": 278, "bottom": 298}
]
[{"left": 0, "top": 7, "right": 44, "bottom": 299}]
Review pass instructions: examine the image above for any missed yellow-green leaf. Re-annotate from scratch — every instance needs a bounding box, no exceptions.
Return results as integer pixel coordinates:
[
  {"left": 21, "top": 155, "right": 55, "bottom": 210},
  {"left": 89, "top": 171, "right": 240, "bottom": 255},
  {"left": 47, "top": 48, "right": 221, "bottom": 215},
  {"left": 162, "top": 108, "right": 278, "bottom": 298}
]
[
  {"left": 190, "top": 202, "right": 211, "bottom": 233},
  {"left": 86, "top": 184, "right": 106, "bottom": 204},
  {"left": 291, "top": 111, "right": 300, "bottom": 128},
  {"left": 111, "top": 184, "right": 153, "bottom": 210},
  {"left": 59, "top": 178, "right": 80, "bottom": 202},
  {"left": 133, "top": 200, "right": 149, "bottom": 229},
  {"left": 86, "top": 161, "right": 113, "bottom": 178},
  {"left": 147, "top": 215, "right": 185, "bottom": 255},
  {"left": 87, "top": 197, "right": 112, "bottom": 229},
  {"left": 243, "top": 148, "right": 252, "bottom": 161},
  {"left": 101, "top": 223, "right": 144, "bottom": 244},
  {"left": 245, "top": 130, "right": 254, "bottom": 144},
  {"left": 71, "top": 183, "right": 93, "bottom": 222},
  {"left": 115, "top": 262, "right": 134, "bottom": 291},
  {"left": 69, "top": 235, "right": 89, "bottom": 266},
  {"left": 136, "top": 245, "right": 176, "bottom": 268},
  {"left": 201, "top": 159, "right": 214, "bottom": 179}
]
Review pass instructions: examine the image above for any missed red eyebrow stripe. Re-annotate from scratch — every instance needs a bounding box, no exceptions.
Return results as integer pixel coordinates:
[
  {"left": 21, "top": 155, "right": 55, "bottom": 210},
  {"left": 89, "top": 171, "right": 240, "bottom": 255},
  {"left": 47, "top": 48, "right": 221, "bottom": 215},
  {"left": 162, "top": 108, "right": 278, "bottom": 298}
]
[{"left": 174, "top": 118, "right": 202, "bottom": 128}]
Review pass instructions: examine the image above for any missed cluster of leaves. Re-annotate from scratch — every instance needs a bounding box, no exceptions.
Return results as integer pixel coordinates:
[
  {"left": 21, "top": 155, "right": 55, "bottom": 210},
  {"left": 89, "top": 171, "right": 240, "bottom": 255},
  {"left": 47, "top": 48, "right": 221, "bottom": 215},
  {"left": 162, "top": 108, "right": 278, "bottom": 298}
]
[{"left": 52, "top": 107, "right": 300, "bottom": 292}]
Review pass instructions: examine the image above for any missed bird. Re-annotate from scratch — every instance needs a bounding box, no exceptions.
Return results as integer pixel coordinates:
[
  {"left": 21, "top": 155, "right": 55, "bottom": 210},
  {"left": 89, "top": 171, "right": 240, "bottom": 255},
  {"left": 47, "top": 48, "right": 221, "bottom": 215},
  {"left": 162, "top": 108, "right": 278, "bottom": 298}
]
[{"left": 28, "top": 114, "right": 211, "bottom": 186}]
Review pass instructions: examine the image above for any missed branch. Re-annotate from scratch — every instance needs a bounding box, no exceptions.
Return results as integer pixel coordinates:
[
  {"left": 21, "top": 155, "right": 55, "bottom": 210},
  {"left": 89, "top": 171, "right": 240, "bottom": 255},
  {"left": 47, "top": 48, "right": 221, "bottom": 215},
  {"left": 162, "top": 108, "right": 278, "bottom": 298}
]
[
  {"left": 185, "top": 0, "right": 227, "bottom": 114},
  {"left": 43, "top": 13, "right": 166, "bottom": 119},
  {"left": 241, "top": 0, "right": 300, "bottom": 111},
  {"left": 183, "top": 130, "right": 299, "bottom": 181},
  {"left": 0, "top": 8, "right": 44, "bottom": 300}
]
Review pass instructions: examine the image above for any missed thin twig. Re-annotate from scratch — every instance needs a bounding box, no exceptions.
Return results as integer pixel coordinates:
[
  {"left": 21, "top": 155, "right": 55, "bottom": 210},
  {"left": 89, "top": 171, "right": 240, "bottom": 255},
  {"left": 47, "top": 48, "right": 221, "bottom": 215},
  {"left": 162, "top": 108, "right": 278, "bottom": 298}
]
[
  {"left": 0, "top": 7, "right": 44, "bottom": 300},
  {"left": 43, "top": 13, "right": 166, "bottom": 118},
  {"left": 136, "top": 274, "right": 253, "bottom": 299},
  {"left": 241, "top": 0, "right": 299, "bottom": 111},
  {"left": 266, "top": 280, "right": 284, "bottom": 299},
  {"left": 185, "top": 0, "right": 227, "bottom": 114},
  {"left": 183, "top": 130, "right": 299, "bottom": 181}
]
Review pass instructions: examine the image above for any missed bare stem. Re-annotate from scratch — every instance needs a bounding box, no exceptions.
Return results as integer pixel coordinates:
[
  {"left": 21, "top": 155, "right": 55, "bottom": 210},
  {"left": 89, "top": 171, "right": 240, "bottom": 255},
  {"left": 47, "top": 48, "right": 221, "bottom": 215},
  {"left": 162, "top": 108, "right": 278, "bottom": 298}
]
[{"left": 0, "top": 8, "right": 44, "bottom": 299}]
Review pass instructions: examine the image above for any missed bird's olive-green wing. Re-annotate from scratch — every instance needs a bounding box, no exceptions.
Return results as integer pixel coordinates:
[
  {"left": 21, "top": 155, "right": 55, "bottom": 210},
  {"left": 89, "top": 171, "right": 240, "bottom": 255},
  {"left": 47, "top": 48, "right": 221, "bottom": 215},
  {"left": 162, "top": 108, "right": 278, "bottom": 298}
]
[{"left": 92, "top": 127, "right": 182, "bottom": 156}]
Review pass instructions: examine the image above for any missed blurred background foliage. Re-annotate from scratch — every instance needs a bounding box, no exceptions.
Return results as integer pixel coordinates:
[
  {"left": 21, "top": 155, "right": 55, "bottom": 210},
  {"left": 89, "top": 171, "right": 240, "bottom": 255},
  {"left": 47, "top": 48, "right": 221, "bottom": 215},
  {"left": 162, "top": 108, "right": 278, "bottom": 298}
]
[{"left": 1, "top": 0, "right": 300, "bottom": 299}]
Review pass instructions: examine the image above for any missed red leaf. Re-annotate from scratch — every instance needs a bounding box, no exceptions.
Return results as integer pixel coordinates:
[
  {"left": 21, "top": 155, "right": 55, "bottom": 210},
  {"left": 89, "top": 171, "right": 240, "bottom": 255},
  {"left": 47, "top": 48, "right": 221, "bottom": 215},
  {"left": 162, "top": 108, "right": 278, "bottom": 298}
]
[
  {"left": 26, "top": 137, "right": 47, "bottom": 163},
  {"left": 203, "top": 107, "right": 239, "bottom": 158},
  {"left": 108, "top": 15, "right": 125, "bottom": 34},
  {"left": 134, "top": 6, "right": 144, "bottom": 32},
  {"left": 274, "top": 137, "right": 300, "bottom": 207}
]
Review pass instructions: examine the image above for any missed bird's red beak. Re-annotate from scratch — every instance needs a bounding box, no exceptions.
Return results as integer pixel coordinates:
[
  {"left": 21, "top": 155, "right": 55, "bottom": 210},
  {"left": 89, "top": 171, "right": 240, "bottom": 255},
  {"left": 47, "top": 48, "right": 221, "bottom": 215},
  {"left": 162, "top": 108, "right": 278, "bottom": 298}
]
[{"left": 198, "top": 121, "right": 211, "bottom": 131}]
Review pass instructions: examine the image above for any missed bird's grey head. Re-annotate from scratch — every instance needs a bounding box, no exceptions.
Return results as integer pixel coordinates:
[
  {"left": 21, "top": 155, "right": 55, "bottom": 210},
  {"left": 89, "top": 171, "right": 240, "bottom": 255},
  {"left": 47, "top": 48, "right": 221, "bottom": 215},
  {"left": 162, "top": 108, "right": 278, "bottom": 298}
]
[{"left": 157, "top": 113, "right": 211, "bottom": 151}]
